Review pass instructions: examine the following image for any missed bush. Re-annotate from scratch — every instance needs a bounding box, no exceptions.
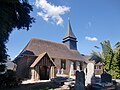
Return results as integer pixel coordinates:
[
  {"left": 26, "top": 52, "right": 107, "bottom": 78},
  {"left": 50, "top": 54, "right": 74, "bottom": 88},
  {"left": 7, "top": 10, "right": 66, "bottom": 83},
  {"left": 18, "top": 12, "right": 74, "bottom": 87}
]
[
  {"left": 0, "top": 64, "right": 6, "bottom": 72},
  {"left": 0, "top": 70, "right": 21, "bottom": 88}
]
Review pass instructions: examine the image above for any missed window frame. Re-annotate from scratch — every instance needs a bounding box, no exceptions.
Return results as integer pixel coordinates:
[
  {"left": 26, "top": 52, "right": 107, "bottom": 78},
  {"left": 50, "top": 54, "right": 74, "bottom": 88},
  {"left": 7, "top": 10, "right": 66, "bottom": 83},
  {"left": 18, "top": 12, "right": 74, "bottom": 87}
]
[{"left": 61, "top": 59, "right": 66, "bottom": 70}]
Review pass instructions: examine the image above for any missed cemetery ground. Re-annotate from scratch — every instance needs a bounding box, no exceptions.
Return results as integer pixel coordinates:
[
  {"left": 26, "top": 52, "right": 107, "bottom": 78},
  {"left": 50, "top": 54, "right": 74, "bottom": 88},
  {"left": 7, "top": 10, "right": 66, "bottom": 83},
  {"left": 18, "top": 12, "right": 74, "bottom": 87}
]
[
  {"left": 0, "top": 79, "right": 120, "bottom": 90},
  {"left": 0, "top": 79, "right": 73, "bottom": 90}
]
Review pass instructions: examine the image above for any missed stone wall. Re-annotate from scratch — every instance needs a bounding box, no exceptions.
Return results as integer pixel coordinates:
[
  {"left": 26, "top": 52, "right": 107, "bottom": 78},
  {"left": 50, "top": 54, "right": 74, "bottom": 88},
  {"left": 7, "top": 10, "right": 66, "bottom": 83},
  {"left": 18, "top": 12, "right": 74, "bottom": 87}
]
[{"left": 16, "top": 55, "right": 36, "bottom": 79}]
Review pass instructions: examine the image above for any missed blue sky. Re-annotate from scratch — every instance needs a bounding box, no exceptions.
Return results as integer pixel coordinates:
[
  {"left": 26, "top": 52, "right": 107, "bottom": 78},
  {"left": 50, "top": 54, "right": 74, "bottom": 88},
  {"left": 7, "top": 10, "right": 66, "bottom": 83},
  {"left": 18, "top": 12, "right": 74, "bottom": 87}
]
[{"left": 6, "top": 0, "right": 120, "bottom": 59}]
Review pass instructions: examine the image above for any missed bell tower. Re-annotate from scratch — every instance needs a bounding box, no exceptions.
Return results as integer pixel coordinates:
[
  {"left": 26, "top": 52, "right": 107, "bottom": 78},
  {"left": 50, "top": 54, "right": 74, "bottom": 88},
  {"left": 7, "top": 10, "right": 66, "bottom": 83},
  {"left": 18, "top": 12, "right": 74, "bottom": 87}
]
[{"left": 62, "top": 19, "right": 77, "bottom": 50}]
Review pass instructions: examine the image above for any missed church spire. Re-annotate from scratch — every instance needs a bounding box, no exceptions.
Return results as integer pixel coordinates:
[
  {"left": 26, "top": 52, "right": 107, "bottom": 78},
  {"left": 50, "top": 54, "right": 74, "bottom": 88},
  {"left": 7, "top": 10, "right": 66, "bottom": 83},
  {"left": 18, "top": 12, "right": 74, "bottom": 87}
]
[
  {"left": 62, "top": 18, "right": 77, "bottom": 50},
  {"left": 64, "top": 18, "right": 76, "bottom": 39}
]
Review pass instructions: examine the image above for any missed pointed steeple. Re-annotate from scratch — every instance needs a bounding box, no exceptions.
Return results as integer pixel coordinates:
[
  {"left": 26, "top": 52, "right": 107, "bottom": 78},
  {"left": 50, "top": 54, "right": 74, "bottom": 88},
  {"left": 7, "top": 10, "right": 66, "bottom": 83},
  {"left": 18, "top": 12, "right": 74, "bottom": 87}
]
[
  {"left": 62, "top": 18, "right": 77, "bottom": 50},
  {"left": 64, "top": 18, "right": 76, "bottom": 39}
]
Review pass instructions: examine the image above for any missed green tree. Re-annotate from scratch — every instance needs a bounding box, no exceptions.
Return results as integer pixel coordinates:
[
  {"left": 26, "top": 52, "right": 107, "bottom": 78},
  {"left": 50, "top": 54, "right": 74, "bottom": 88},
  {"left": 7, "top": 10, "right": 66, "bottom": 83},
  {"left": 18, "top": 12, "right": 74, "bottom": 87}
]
[
  {"left": 112, "top": 42, "right": 120, "bottom": 79},
  {"left": 0, "top": 0, "right": 35, "bottom": 62},
  {"left": 91, "top": 40, "right": 114, "bottom": 72},
  {"left": 100, "top": 40, "right": 114, "bottom": 73},
  {"left": 91, "top": 40, "right": 120, "bottom": 79}
]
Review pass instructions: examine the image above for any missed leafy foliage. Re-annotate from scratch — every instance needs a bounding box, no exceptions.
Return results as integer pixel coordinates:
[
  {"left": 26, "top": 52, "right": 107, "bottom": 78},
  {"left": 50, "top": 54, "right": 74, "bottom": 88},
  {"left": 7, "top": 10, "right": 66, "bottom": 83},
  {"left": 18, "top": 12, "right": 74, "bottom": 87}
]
[
  {"left": 0, "top": 70, "right": 21, "bottom": 88},
  {"left": 111, "top": 50, "right": 120, "bottom": 79},
  {"left": 100, "top": 40, "right": 114, "bottom": 72},
  {"left": 90, "top": 51, "right": 104, "bottom": 64},
  {"left": 0, "top": 0, "right": 35, "bottom": 62},
  {"left": 0, "top": 64, "right": 6, "bottom": 72},
  {"left": 112, "top": 42, "right": 120, "bottom": 79},
  {"left": 91, "top": 40, "right": 114, "bottom": 71},
  {"left": 91, "top": 40, "right": 120, "bottom": 79}
]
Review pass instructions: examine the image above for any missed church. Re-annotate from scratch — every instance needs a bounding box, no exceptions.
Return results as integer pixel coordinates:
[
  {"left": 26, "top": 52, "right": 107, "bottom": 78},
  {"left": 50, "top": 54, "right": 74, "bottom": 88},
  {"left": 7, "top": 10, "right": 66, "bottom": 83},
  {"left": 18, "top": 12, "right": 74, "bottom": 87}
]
[{"left": 14, "top": 19, "right": 86, "bottom": 80}]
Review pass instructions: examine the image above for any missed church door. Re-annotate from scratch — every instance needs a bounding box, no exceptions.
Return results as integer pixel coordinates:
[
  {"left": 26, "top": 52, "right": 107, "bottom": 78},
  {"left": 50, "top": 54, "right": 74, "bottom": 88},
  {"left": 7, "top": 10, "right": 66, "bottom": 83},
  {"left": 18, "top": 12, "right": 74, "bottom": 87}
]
[
  {"left": 31, "top": 53, "right": 56, "bottom": 80},
  {"left": 39, "top": 66, "right": 50, "bottom": 80}
]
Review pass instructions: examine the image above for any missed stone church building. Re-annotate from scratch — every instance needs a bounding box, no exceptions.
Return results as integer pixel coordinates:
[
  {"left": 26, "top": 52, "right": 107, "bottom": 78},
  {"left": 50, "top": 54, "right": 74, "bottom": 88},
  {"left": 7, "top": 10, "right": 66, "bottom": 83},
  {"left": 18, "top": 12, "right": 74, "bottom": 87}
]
[{"left": 14, "top": 19, "right": 86, "bottom": 80}]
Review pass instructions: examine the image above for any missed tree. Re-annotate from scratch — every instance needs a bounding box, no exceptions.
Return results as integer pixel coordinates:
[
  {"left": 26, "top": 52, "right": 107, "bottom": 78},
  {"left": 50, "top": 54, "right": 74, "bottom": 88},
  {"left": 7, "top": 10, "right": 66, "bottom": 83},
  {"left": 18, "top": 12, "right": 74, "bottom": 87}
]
[
  {"left": 0, "top": 0, "right": 35, "bottom": 62},
  {"left": 100, "top": 40, "right": 114, "bottom": 72},
  {"left": 112, "top": 42, "right": 120, "bottom": 79},
  {"left": 111, "top": 50, "right": 120, "bottom": 79},
  {"left": 91, "top": 40, "right": 114, "bottom": 72},
  {"left": 91, "top": 40, "right": 120, "bottom": 79}
]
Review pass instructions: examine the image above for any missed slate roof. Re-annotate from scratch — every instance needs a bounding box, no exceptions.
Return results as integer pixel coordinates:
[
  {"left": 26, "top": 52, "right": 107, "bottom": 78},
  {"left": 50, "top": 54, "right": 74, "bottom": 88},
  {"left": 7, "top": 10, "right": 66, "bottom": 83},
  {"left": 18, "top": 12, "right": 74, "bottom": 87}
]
[
  {"left": 63, "top": 18, "right": 76, "bottom": 39},
  {"left": 20, "top": 38, "right": 85, "bottom": 61}
]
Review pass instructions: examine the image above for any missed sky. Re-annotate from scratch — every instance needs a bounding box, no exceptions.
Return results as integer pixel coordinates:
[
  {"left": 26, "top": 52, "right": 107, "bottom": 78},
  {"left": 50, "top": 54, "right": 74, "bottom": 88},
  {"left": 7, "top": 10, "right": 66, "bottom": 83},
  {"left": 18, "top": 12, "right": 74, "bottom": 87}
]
[{"left": 6, "top": 0, "right": 120, "bottom": 60}]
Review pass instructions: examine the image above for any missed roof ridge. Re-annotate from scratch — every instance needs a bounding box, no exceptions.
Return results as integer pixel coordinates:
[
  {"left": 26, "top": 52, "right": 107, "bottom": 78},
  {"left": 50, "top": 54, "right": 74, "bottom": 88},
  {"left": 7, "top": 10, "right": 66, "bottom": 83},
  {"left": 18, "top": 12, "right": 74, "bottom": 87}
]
[
  {"left": 19, "top": 39, "right": 32, "bottom": 55},
  {"left": 30, "top": 38, "right": 67, "bottom": 46},
  {"left": 16, "top": 38, "right": 85, "bottom": 61}
]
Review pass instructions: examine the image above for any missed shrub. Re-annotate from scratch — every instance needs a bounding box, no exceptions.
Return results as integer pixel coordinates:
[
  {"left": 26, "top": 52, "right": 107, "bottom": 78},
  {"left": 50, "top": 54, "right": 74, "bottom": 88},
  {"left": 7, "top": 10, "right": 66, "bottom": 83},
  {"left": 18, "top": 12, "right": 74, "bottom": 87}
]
[{"left": 0, "top": 70, "right": 21, "bottom": 88}]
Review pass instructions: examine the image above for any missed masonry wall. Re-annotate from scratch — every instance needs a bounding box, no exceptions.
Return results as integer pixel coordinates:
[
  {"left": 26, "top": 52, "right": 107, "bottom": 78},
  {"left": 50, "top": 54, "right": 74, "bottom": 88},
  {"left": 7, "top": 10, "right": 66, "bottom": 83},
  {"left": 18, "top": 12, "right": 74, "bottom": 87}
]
[
  {"left": 54, "top": 58, "right": 60, "bottom": 74},
  {"left": 16, "top": 55, "right": 37, "bottom": 79},
  {"left": 65, "top": 60, "right": 70, "bottom": 75},
  {"left": 54, "top": 58, "right": 70, "bottom": 75},
  {"left": 16, "top": 56, "right": 27, "bottom": 79}
]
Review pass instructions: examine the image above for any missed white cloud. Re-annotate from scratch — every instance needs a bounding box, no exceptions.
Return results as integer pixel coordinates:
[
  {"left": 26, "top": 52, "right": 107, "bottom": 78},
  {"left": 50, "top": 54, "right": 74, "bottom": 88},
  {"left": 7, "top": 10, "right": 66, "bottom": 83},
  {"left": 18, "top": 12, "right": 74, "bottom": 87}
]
[
  {"left": 35, "top": 0, "right": 70, "bottom": 25},
  {"left": 85, "top": 36, "right": 98, "bottom": 41}
]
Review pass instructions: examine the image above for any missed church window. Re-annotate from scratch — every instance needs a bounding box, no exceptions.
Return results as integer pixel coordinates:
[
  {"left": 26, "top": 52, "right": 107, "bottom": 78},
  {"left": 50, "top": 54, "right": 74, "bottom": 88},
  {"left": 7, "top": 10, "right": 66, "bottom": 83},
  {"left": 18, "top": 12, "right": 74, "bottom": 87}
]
[
  {"left": 61, "top": 59, "right": 66, "bottom": 69},
  {"left": 73, "top": 61, "right": 76, "bottom": 70},
  {"left": 79, "top": 62, "right": 82, "bottom": 70}
]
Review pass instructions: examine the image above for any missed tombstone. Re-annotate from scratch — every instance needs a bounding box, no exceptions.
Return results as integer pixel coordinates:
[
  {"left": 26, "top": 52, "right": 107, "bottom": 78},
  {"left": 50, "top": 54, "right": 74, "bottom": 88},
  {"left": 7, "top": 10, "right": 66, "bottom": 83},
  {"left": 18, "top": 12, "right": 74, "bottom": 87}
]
[
  {"left": 75, "top": 83, "right": 85, "bottom": 90},
  {"left": 76, "top": 65, "right": 80, "bottom": 71},
  {"left": 85, "top": 63, "right": 95, "bottom": 86},
  {"left": 75, "top": 71, "right": 81, "bottom": 83},
  {"left": 61, "top": 68, "right": 64, "bottom": 74},
  {"left": 5, "top": 61, "right": 17, "bottom": 71},
  {"left": 81, "top": 71, "right": 85, "bottom": 85},
  {"left": 101, "top": 72, "right": 112, "bottom": 82},
  {"left": 84, "top": 68, "right": 87, "bottom": 76},
  {"left": 76, "top": 62, "right": 80, "bottom": 71},
  {"left": 75, "top": 70, "right": 86, "bottom": 90},
  {"left": 56, "top": 68, "right": 60, "bottom": 75},
  {"left": 69, "top": 62, "right": 74, "bottom": 77}
]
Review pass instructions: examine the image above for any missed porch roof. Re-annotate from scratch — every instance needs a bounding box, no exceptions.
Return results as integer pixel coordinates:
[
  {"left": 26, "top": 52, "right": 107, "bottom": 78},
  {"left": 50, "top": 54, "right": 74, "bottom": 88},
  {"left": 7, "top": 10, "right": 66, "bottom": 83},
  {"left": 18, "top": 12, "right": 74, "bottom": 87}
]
[{"left": 30, "top": 52, "right": 56, "bottom": 68}]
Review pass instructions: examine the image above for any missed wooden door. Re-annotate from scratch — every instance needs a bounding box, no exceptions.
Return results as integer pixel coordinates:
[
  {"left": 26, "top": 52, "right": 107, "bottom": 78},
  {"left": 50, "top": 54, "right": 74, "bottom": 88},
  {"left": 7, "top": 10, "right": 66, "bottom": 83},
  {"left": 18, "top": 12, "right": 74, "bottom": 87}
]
[{"left": 39, "top": 66, "right": 49, "bottom": 80}]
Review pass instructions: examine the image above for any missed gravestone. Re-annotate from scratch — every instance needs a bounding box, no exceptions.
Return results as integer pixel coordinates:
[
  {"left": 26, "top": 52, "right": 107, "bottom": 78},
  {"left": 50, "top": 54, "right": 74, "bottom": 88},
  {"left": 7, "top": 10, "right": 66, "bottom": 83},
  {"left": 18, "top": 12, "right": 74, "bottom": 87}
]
[
  {"left": 61, "top": 68, "right": 64, "bottom": 74},
  {"left": 101, "top": 72, "right": 112, "bottom": 82},
  {"left": 78, "top": 71, "right": 85, "bottom": 85},
  {"left": 75, "top": 71, "right": 81, "bottom": 83},
  {"left": 56, "top": 68, "right": 60, "bottom": 75},
  {"left": 75, "top": 70, "right": 85, "bottom": 90},
  {"left": 75, "top": 83, "right": 85, "bottom": 90},
  {"left": 69, "top": 62, "right": 74, "bottom": 77},
  {"left": 85, "top": 63, "right": 95, "bottom": 86}
]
